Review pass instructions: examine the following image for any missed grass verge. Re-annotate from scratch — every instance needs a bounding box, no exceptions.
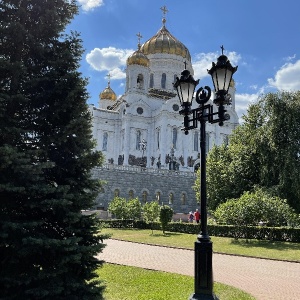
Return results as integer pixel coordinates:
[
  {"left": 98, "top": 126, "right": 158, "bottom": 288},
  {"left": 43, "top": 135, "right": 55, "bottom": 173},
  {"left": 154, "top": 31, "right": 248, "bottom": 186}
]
[
  {"left": 101, "top": 228, "right": 300, "bottom": 262},
  {"left": 97, "top": 263, "right": 255, "bottom": 300}
]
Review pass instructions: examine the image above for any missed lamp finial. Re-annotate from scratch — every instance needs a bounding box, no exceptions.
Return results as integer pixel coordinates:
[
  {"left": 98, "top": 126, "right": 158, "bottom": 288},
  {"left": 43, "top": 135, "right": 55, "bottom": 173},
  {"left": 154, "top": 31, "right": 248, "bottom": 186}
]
[{"left": 220, "top": 45, "right": 224, "bottom": 55}]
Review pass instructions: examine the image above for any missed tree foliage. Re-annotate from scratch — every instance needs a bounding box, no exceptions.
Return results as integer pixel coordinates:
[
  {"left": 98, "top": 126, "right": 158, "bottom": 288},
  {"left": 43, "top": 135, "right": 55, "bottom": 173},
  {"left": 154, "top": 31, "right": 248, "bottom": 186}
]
[
  {"left": 108, "top": 197, "right": 142, "bottom": 220},
  {"left": 214, "top": 189, "right": 299, "bottom": 227},
  {"left": 159, "top": 205, "right": 174, "bottom": 234},
  {"left": 108, "top": 197, "right": 128, "bottom": 219},
  {"left": 205, "top": 144, "right": 233, "bottom": 209},
  {"left": 143, "top": 201, "right": 160, "bottom": 234},
  {"left": 143, "top": 201, "right": 160, "bottom": 223},
  {"left": 0, "top": 1, "right": 105, "bottom": 299},
  {"left": 127, "top": 198, "right": 142, "bottom": 220},
  {"left": 205, "top": 91, "right": 300, "bottom": 212}
]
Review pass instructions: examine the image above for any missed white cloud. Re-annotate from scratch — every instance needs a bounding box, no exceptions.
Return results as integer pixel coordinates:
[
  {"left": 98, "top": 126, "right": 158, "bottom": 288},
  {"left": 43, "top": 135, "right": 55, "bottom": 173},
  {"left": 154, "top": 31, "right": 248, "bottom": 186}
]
[
  {"left": 86, "top": 47, "right": 134, "bottom": 79},
  {"left": 268, "top": 60, "right": 300, "bottom": 91},
  {"left": 192, "top": 51, "right": 241, "bottom": 80},
  {"left": 284, "top": 54, "right": 296, "bottom": 62},
  {"left": 192, "top": 51, "right": 245, "bottom": 121},
  {"left": 78, "top": 0, "right": 104, "bottom": 12},
  {"left": 193, "top": 52, "right": 217, "bottom": 79},
  {"left": 235, "top": 93, "right": 259, "bottom": 122}
]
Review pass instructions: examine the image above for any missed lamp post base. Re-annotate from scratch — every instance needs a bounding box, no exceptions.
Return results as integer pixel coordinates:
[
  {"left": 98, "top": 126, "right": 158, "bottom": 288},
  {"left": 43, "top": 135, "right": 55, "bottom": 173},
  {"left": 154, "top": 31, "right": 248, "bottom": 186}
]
[
  {"left": 189, "top": 239, "right": 218, "bottom": 299},
  {"left": 189, "top": 293, "right": 219, "bottom": 300}
]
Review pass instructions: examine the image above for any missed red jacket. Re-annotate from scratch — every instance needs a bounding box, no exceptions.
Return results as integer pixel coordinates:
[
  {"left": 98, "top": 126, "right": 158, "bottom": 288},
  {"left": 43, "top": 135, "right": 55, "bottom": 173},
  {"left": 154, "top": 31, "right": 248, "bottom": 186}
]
[{"left": 194, "top": 211, "right": 200, "bottom": 221}]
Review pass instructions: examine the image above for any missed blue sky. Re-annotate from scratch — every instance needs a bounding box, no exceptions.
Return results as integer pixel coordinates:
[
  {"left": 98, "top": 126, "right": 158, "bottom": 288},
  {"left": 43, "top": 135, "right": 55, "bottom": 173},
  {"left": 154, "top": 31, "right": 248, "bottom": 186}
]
[{"left": 68, "top": 0, "right": 300, "bottom": 120}]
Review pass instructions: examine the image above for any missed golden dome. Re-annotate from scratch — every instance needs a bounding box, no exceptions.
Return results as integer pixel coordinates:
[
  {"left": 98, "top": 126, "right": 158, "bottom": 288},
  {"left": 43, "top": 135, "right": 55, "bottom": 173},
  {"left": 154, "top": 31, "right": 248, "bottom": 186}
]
[
  {"left": 99, "top": 80, "right": 117, "bottom": 101},
  {"left": 140, "top": 21, "right": 191, "bottom": 61},
  {"left": 127, "top": 45, "right": 150, "bottom": 67}
]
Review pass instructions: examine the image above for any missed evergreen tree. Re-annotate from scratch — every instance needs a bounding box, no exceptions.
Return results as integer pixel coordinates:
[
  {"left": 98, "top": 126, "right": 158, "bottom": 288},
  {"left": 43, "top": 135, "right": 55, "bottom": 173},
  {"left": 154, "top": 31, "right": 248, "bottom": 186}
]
[{"left": 0, "top": 1, "right": 105, "bottom": 299}]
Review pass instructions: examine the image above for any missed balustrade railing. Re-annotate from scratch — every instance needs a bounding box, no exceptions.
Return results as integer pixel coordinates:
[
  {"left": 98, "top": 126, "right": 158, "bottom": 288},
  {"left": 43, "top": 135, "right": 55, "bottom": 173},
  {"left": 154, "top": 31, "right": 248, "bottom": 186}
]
[{"left": 92, "top": 164, "right": 196, "bottom": 178}]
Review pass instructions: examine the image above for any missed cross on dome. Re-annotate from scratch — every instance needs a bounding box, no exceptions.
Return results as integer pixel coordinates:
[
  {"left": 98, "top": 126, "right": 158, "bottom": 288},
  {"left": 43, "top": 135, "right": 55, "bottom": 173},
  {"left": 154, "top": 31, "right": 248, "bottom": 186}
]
[
  {"left": 136, "top": 32, "right": 143, "bottom": 48},
  {"left": 160, "top": 5, "right": 168, "bottom": 26},
  {"left": 106, "top": 73, "right": 111, "bottom": 86}
]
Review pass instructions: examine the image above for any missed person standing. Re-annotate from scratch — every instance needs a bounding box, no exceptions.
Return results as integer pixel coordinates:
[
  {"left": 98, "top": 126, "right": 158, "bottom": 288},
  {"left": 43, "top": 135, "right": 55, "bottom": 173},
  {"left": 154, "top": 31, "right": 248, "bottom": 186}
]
[
  {"left": 188, "top": 211, "right": 194, "bottom": 222},
  {"left": 194, "top": 209, "right": 200, "bottom": 223}
]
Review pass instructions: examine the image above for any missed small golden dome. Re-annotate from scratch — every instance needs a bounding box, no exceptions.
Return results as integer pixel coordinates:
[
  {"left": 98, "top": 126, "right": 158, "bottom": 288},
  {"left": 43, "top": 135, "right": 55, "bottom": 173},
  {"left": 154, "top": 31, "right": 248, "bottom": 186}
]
[
  {"left": 140, "top": 23, "right": 191, "bottom": 61},
  {"left": 127, "top": 45, "right": 150, "bottom": 67},
  {"left": 99, "top": 80, "right": 117, "bottom": 101}
]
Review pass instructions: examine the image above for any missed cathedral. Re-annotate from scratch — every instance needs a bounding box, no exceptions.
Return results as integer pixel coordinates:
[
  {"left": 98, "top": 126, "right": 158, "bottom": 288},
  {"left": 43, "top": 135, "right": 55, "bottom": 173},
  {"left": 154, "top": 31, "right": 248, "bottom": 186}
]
[{"left": 90, "top": 8, "right": 239, "bottom": 213}]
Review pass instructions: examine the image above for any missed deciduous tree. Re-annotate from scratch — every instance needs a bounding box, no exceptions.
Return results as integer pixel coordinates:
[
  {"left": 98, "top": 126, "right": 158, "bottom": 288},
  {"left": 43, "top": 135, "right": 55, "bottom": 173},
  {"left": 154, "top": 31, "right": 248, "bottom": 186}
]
[
  {"left": 108, "top": 197, "right": 128, "bottom": 219},
  {"left": 143, "top": 201, "right": 160, "bottom": 234},
  {"left": 204, "top": 92, "right": 300, "bottom": 212}
]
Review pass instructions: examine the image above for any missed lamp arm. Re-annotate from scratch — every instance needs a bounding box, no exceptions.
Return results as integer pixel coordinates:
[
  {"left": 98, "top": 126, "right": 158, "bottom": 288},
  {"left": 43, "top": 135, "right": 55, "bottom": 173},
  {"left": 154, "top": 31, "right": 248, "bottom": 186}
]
[{"left": 195, "top": 86, "right": 211, "bottom": 105}]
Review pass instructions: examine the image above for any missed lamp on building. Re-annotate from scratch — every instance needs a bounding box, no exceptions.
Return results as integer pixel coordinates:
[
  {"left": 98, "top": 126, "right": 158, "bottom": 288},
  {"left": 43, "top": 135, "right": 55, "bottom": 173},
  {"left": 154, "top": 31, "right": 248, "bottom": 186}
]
[{"left": 173, "top": 46, "right": 237, "bottom": 300}]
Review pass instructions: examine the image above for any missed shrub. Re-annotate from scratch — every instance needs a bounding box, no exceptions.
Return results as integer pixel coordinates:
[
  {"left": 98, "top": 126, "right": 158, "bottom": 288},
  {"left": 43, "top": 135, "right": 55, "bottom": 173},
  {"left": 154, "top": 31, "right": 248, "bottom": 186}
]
[
  {"left": 214, "top": 189, "right": 299, "bottom": 227},
  {"left": 101, "top": 220, "right": 300, "bottom": 242},
  {"left": 160, "top": 205, "right": 174, "bottom": 234}
]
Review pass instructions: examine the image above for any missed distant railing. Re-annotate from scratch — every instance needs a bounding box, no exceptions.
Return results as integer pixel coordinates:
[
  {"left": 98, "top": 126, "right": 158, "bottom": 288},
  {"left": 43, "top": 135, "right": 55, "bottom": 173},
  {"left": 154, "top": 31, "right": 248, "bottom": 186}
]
[{"left": 92, "top": 164, "right": 196, "bottom": 178}]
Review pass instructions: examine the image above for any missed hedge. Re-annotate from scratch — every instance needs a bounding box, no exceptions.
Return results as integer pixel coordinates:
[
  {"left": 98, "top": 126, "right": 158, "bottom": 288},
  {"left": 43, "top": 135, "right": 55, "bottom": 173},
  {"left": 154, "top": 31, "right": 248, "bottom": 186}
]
[{"left": 101, "top": 220, "right": 300, "bottom": 243}]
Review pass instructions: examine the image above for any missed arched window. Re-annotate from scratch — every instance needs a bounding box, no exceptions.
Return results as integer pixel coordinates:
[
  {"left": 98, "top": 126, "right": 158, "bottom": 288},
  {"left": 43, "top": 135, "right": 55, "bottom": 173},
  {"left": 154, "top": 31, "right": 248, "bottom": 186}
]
[
  {"left": 136, "top": 130, "right": 141, "bottom": 150},
  {"left": 161, "top": 73, "right": 166, "bottom": 89},
  {"left": 168, "top": 193, "right": 174, "bottom": 204},
  {"left": 137, "top": 74, "right": 144, "bottom": 89},
  {"left": 150, "top": 73, "right": 154, "bottom": 88},
  {"left": 156, "top": 191, "right": 161, "bottom": 203},
  {"left": 181, "top": 193, "right": 186, "bottom": 205},
  {"left": 129, "top": 190, "right": 134, "bottom": 199},
  {"left": 172, "top": 128, "right": 177, "bottom": 149},
  {"left": 102, "top": 132, "right": 108, "bottom": 151},
  {"left": 194, "top": 132, "right": 199, "bottom": 152},
  {"left": 114, "top": 189, "right": 120, "bottom": 197},
  {"left": 142, "top": 191, "right": 148, "bottom": 203}
]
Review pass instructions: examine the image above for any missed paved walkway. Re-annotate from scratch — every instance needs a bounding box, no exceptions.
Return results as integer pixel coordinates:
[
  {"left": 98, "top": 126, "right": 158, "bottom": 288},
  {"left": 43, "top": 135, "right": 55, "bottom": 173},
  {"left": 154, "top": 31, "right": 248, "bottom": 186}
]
[{"left": 97, "top": 239, "right": 300, "bottom": 300}]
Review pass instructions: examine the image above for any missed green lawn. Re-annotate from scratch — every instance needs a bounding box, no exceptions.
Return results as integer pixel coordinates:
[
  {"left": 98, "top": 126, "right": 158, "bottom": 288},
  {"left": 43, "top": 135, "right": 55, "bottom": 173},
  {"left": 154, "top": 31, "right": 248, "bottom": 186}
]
[
  {"left": 101, "top": 228, "right": 300, "bottom": 262},
  {"left": 97, "top": 263, "right": 255, "bottom": 300}
]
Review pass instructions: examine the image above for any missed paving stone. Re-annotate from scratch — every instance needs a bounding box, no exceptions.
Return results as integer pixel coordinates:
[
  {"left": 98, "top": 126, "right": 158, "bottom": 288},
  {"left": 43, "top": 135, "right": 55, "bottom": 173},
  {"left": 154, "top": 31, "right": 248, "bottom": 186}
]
[{"left": 97, "top": 239, "right": 300, "bottom": 300}]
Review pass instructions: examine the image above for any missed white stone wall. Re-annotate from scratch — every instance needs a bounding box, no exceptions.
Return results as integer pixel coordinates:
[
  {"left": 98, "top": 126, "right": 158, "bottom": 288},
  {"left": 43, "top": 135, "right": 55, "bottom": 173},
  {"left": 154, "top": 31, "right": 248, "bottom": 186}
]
[{"left": 91, "top": 42, "right": 239, "bottom": 172}]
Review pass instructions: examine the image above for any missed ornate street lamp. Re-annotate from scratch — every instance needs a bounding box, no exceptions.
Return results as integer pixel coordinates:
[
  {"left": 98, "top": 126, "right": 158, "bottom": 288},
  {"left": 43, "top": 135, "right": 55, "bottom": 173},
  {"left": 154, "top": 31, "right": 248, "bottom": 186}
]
[{"left": 174, "top": 46, "right": 237, "bottom": 300}]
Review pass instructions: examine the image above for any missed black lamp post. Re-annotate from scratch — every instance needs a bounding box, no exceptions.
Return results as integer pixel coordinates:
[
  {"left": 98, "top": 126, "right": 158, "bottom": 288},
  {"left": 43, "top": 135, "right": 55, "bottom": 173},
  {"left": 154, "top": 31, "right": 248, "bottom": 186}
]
[{"left": 174, "top": 46, "right": 237, "bottom": 300}]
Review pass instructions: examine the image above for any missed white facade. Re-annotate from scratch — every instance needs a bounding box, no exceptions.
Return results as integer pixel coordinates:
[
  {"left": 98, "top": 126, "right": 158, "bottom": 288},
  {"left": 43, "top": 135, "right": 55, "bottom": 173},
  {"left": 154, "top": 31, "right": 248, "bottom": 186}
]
[{"left": 90, "top": 20, "right": 239, "bottom": 173}]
